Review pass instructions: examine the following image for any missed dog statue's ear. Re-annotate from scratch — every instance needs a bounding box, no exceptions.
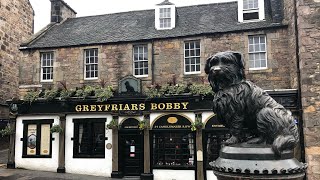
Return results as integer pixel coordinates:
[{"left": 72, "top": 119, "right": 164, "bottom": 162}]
[
  {"left": 205, "top": 56, "right": 213, "bottom": 74},
  {"left": 233, "top": 52, "right": 245, "bottom": 69}
]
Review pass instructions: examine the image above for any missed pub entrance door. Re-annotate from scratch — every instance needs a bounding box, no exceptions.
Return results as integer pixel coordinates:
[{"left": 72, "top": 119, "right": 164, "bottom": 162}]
[{"left": 119, "top": 132, "right": 144, "bottom": 176}]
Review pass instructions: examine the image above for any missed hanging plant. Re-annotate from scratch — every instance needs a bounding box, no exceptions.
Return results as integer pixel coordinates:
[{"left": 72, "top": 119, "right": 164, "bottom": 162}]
[
  {"left": 50, "top": 124, "right": 63, "bottom": 134},
  {"left": 95, "top": 86, "right": 114, "bottom": 102},
  {"left": 0, "top": 124, "right": 14, "bottom": 137},
  {"left": 60, "top": 89, "right": 76, "bottom": 99},
  {"left": 191, "top": 118, "right": 204, "bottom": 131},
  {"left": 44, "top": 89, "right": 59, "bottom": 101},
  {"left": 24, "top": 90, "right": 40, "bottom": 104},
  {"left": 106, "top": 119, "right": 119, "bottom": 130},
  {"left": 138, "top": 120, "right": 149, "bottom": 130}
]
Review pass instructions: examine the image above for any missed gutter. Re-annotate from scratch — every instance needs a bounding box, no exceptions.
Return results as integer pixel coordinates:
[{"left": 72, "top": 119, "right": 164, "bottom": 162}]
[{"left": 293, "top": 0, "right": 305, "bottom": 163}]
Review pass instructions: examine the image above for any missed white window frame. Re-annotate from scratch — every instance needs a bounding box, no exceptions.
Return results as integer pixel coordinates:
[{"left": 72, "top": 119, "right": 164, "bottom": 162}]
[
  {"left": 159, "top": 8, "right": 171, "bottom": 29},
  {"left": 84, "top": 48, "right": 98, "bottom": 80},
  {"left": 184, "top": 40, "right": 201, "bottom": 75},
  {"left": 155, "top": 4, "right": 176, "bottom": 30},
  {"left": 40, "top": 52, "right": 54, "bottom": 82},
  {"left": 133, "top": 44, "right": 148, "bottom": 77},
  {"left": 248, "top": 35, "right": 267, "bottom": 70},
  {"left": 238, "top": 0, "right": 265, "bottom": 22}
]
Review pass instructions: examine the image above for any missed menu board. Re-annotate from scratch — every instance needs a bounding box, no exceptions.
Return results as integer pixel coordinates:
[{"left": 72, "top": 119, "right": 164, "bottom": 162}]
[
  {"left": 40, "top": 124, "right": 50, "bottom": 155},
  {"left": 27, "top": 125, "right": 37, "bottom": 155}
]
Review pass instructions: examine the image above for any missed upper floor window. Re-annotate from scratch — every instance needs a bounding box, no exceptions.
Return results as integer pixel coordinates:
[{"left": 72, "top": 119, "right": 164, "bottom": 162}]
[
  {"left": 133, "top": 45, "right": 148, "bottom": 77},
  {"left": 40, "top": 52, "right": 54, "bottom": 82},
  {"left": 84, "top": 49, "right": 98, "bottom": 80},
  {"left": 159, "top": 8, "right": 171, "bottom": 29},
  {"left": 248, "top": 35, "right": 267, "bottom": 70},
  {"left": 184, "top": 41, "right": 201, "bottom": 74},
  {"left": 238, "top": 0, "right": 264, "bottom": 22}
]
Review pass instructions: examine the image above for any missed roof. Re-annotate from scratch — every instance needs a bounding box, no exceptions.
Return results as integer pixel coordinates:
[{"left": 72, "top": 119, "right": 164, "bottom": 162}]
[
  {"left": 157, "top": 0, "right": 175, "bottom": 6},
  {"left": 22, "top": 1, "right": 285, "bottom": 49}
]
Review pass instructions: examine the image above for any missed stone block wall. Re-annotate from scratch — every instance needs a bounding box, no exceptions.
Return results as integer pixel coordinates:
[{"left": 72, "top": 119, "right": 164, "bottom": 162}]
[
  {"left": 296, "top": 0, "right": 320, "bottom": 179},
  {"left": 20, "top": 28, "right": 295, "bottom": 92},
  {"left": 0, "top": 0, "right": 33, "bottom": 119}
]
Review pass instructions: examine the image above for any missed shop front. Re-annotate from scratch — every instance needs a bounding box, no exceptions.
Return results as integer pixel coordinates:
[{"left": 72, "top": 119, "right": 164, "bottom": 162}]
[{"left": 7, "top": 88, "right": 300, "bottom": 180}]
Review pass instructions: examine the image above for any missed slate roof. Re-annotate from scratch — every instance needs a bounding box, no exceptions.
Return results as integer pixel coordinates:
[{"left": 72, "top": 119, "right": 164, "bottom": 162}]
[{"left": 22, "top": 1, "right": 285, "bottom": 49}]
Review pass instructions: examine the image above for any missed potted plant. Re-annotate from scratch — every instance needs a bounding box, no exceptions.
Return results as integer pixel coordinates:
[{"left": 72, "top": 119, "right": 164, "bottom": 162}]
[
  {"left": 0, "top": 124, "right": 14, "bottom": 137},
  {"left": 138, "top": 120, "right": 149, "bottom": 130},
  {"left": 95, "top": 86, "right": 114, "bottom": 102},
  {"left": 191, "top": 118, "right": 204, "bottom": 131},
  {"left": 106, "top": 119, "right": 119, "bottom": 130},
  {"left": 50, "top": 124, "right": 63, "bottom": 134}
]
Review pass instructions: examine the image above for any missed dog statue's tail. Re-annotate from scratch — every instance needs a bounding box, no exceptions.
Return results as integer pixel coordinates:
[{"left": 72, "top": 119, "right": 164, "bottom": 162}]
[
  {"left": 257, "top": 107, "right": 299, "bottom": 156},
  {"left": 272, "top": 112, "right": 299, "bottom": 156}
]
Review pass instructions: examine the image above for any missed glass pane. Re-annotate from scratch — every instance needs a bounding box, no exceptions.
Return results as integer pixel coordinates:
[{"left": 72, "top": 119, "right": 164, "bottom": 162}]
[
  {"left": 249, "top": 37, "right": 253, "bottom": 44},
  {"left": 40, "top": 124, "right": 50, "bottom": 155},
  {"left": 191, "top": 65, "right": 195, "bottom": 71},
  {"left": 261, "top": 60, "right": 266, "bottom": 67},
  {"left": 140, "top": 69, "right": 143, "bottom": 75},
  {"left": 144, "top": 68, "right": 148, "bottom": 75},
  {"left": 186, "top": 65, "right": 190, "bottom": 72},
  {"left": 260, "top": 36, "right": 265, "bottom": 43},
  {"left": 255, "top": 60, "right": 261, "bottom": 68},
  {"left": 135, "top": 69, "right": 139, "bottom": 75},
  {"left": 93, "top": 122, "right": 105, "bottom": 155},
  {"left": 78, "top": 123, "right": 89, "bottom": 154},
  {"left": 260, "top": 44, "right": 266, "bottom": 51},
  {"left": 27, "top": 124, "right": 37, "bottom": 155},
  {"left": 255, "top": 44, "right": 260, "bottom": 51},
  {"left": 190, "top": 50, "right": 195, "bottom": 56},
  {"left": 195, "top": 42, "right": 200, "bottom": 49},
  {"left": 249, "top": 45, "right": 254, "bottom": 52},
  {"left": 185, "top": 58, "right": 190, "bottom": 65},
  {"left": 190, "top": 42, "right": 194, "bottom": 49},
  {"left": 185, "top": 50, "right": 189, "bottom": 57},
  {"left": 191, "top": 58, "right": 195, "bottom": 64},
  {"left": 196, "top": 49, "right": 200, "bottom": 56},
  {"left": 185, "top": 43, "right": 189, "bottom": 50},
  {"left": 196, "top": 65, "right": 200, "bottom": 71},
  {"left": 249, "top": 60, "right": 254, "bottom": 68}
]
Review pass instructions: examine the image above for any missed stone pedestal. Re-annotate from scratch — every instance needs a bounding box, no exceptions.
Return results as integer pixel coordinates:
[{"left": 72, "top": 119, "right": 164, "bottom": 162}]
[{"left": 210, "top": 143, "right": 307, "bottom": 180}]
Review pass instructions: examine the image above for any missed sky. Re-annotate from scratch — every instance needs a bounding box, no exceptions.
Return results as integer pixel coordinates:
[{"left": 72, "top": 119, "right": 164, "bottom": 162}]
[{"left": 29, "top": 0, "right": 235, "bottom": 33}]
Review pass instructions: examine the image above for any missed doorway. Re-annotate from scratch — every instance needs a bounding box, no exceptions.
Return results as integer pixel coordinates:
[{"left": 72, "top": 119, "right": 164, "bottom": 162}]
[{"left": 119, "top": 132, "right": 144, "bottom": 176}]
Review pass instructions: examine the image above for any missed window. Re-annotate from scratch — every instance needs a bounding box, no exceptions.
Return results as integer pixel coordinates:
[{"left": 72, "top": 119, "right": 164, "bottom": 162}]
[
  {"left": 248, "top": 35, "right": 267, "bottom": 69},
  {"left": 22, "top": 120, "right": 53, "bottom": 158},
  {"left": 73, "top": 118, "right": 106, "bottom": 158},
  {"left": 153, "top": 132, "right": 195, "bottom": 168},
  {"left": 184, "top": 41, "right": 201, "bottom": 74},
  {"left": 159, "top": 8, "right": 171, "bottom": 29},
  {"left": 133, "top": 45, "right": 148, "bottom": 76},
  {"left": 242, "top": 0, "right": 260, "bottom": 21},
  {"left": 84, "top": 49, "right": 98, "bottom": 79},
  {"left": 40, "top": 52, "right": 54, "bottom": 82}
]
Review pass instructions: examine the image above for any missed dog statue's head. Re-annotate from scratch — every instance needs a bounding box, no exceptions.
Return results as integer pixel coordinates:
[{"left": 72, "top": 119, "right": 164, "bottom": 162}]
[{"left": 205, "top": 51, "right": 245, "bottom": 92}]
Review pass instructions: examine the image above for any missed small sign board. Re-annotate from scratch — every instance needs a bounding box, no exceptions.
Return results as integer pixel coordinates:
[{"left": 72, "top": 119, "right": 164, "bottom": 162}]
[{"left": 118, "top": 75, "right": 141, "bottom": 94}]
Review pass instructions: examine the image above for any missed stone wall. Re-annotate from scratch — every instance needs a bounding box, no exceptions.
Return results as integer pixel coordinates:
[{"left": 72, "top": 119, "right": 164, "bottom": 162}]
[
  {"left": 296, "top": 0, "right": 320, "bottom": 179},
  {"left": 20, "top": 28, "right": 295, "bottom": 92},
  {"left": 0, "top": 0, "right": 34, "bottom": 119}
]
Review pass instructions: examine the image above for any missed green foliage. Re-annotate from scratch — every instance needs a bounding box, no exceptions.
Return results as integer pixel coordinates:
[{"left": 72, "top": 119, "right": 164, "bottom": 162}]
[
  {"left": 60, "top": 89, "right": 76, "bottom": 99},
  {"left": 191, "top": 118, "right": 204, "bottom": 131},
  {"left": 0, "top": 124, "right": 14, "bottom": 137},
  {"left": 43, "top": 89, "right": 59, "bottom": 101},
  {"left": 189, "top": 84, "right": 213, "bottom": 96},
  {"left": 50, "top": 124, "right": 63, "bottom": 134},
  {"left": 138, "top": 120, "right": 149, "bottom": 130},
  {"left": 95, "top": 86, "right": 114, "bottom": 102},
  {"left": 106, "top": 119, "right": 118, "bottom": 130},
  {"left": 24, "top": 90, "right": 40, "bottom": 103},
  {"left": 83, "top": 86, "right": 96, "bottom": 98}
]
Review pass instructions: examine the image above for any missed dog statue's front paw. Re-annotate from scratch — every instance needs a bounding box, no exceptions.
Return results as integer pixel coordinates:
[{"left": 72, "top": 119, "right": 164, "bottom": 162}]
[
  {"left": 223, "top": 136, "right": 240, "bottom": 145},
  {"left": 246, "top": 137, "right": 265, "bottom": 144}
]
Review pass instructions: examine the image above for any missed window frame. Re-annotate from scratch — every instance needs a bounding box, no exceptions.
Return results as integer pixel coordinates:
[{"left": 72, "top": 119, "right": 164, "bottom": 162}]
[
  {"left": 133, "top": 44, "right": 148, "bottom": 77},
  {"left": 84, "top": 48, "right": 99, "bottom": 80},
  {"left": 184, "top": 40, "right": 201, "bottom": 75},
  {"left": 73, "top": 118, "right": 106, "bottom": 158},
  {"left": 159, "top": 7, "right": 171, "bottom": 29},
  {"left": 152, "top": 130, "right": 196, "bottom": 170},
  {"left": 40, "top": 52, "right": 54, "bottom": 82},
  {"left": 248, "top": 35, "right": 268, "bottom": 70},
  {"left": 22, "top": 119, "right": 54, "bottom": 158}
]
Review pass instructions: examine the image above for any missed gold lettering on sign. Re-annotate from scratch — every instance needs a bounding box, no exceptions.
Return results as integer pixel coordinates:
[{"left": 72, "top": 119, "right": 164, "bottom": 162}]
[{"left": 74, "top": 102, "right": 189, "bottom": 112}]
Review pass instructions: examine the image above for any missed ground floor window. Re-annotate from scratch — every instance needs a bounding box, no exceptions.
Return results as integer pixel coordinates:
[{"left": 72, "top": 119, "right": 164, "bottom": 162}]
[
  {"left": 204, "top": 131, "right": 230, "bottom": 169},
  {"left": 152, "top": 131, "right": 195, "bottom": 168},
  {"left": 22, "top": 119, "right": 53, "bottom": 158},
  {"left": 73, "top": 118, "right": 106, "bottom": 158}
]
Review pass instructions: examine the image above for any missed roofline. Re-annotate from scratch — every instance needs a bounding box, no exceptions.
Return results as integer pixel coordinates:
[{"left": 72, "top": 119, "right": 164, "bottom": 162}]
[
  {"left": 20, "top": 24, "right": 288, "bottom": 51},
  {"left": 60, "top": 0, "right": 77, "bottom": 14}
]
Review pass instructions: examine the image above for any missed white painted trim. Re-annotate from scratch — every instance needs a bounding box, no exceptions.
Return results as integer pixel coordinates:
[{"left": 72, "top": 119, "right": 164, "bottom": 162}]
[
  {"left": 155, "top": 4, "right": 176, "bottom": 30},
  {"left": 238, "top": 0, "right": 265, "bottom": 22}
]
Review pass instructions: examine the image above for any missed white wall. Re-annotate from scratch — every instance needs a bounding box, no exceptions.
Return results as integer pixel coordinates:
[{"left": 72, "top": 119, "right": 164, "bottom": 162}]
[
  {"left": 153, "top": 170, "right": 195, "bottom": 180},
  {"left": 15, "top": 115, "right": 60, "bottom": 172},
  {"left": 65, "top": 114, "right": 113, "bottom": 177}
]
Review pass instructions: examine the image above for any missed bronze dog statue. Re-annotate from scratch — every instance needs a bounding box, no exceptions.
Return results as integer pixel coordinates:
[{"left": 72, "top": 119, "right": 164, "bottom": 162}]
[{"left": 205, "top": 51, "right": 299, "bottom": 155}]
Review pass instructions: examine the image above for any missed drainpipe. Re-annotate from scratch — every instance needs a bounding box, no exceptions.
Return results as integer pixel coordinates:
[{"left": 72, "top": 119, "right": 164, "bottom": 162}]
[
  {"left": 293, "top": 0, "right": 305, "bottom": 163},
  {"left": 151, "top": 40, "right": 155, "bottom": 85}
]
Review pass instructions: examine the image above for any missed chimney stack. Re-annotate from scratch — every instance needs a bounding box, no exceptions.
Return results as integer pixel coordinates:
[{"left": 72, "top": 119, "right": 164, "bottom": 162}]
[{"left": 50, "top": 0, "right": 77, "bottom": 23}]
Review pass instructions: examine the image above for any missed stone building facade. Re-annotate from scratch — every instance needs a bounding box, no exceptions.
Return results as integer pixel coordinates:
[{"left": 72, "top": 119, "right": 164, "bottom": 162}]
[
  {"left": 296, "top": 1, "right": 320, "bottom": 180},
  {"left": 7, "top": 0, "right": 319, "bottom": 179},
  {"left": 0, "top": 0, "right": 34, "bottom": 119}
]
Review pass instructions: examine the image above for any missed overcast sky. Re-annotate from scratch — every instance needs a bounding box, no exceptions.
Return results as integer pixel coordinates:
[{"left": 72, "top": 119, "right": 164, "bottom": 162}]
[{"left": 29, "top": 0, "right": 235, "bottom": 33}]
